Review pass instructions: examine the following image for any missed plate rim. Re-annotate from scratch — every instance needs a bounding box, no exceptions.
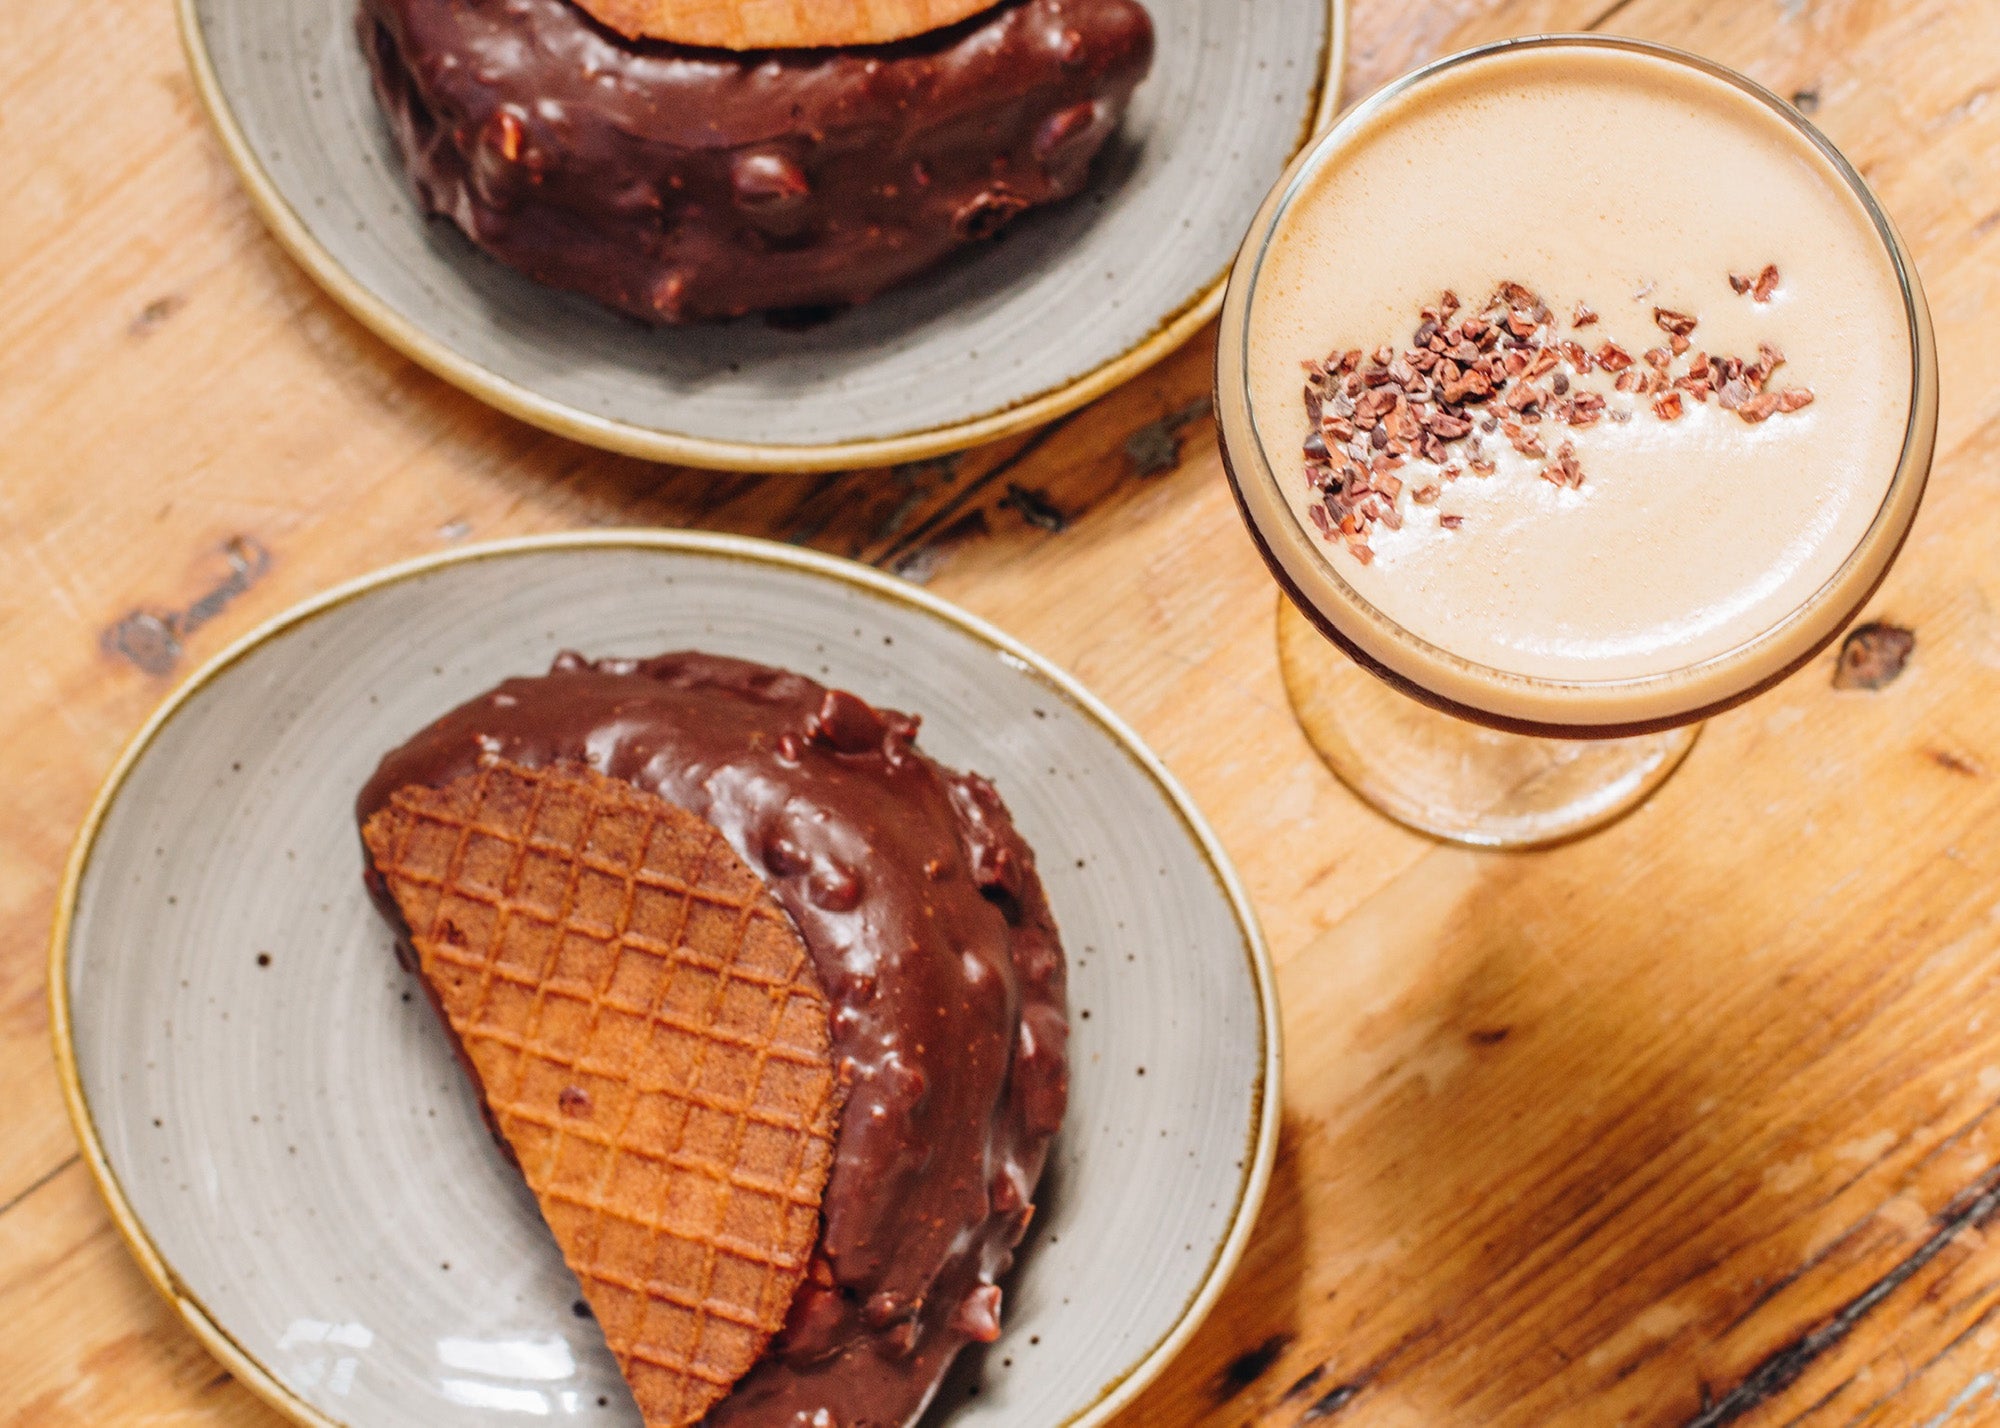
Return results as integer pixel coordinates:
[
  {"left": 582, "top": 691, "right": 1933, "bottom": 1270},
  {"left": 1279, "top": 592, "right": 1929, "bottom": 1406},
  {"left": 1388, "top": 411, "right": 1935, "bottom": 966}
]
[
  {"left": 48, "top": 530, "right": 1284, "bottom": 1428},
  {"left": 174, "top": 0, "right": 1347, "bottom": 474}
]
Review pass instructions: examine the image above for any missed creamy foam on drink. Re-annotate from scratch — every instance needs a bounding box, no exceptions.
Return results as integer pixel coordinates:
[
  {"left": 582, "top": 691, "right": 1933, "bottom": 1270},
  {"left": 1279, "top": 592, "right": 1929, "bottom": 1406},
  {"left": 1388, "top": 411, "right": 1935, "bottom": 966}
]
[{"left": 1244, "top": 46, "right": 1914, "bottom": 684}]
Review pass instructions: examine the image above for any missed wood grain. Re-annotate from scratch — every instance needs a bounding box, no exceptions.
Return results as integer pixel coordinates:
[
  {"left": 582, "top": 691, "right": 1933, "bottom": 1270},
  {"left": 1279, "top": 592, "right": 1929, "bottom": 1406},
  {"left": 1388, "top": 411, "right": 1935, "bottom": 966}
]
[{"left": 7, "top": 0, "right": 2000, "bottom": 1424}]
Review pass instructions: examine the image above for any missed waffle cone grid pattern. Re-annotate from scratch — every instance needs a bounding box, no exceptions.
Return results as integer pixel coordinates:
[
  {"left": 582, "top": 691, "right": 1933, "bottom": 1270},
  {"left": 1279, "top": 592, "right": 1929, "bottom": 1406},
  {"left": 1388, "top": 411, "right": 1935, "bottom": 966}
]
[
  {"left": 575, "top": 0, "right": 997, "bottom": 49},
  {"left": 363, "top": 760, "right": 842, "bottom": 1427}
]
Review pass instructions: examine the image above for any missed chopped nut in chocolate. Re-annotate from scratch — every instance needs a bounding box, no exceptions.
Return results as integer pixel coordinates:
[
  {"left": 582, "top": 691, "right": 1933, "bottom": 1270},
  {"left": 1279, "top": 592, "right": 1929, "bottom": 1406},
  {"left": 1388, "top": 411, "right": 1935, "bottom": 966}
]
[{"left": 1296, "top": 279, "right": 1817, "bottom": 559}]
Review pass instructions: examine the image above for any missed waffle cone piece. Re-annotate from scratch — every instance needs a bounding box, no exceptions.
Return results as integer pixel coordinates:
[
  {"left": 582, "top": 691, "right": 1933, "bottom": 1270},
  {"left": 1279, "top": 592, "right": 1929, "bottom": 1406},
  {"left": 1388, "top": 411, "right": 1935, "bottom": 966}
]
[
  {"left": 361, "top": 759, "right": 844, "bottom": 1428},
  {"left": 573, "top": 0, "right": 999, "bottom": 49}
]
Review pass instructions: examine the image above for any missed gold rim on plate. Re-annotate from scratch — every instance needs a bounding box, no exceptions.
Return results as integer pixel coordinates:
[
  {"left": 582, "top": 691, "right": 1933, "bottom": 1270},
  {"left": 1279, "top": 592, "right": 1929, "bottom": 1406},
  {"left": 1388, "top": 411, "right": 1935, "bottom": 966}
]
[
  {"left": 49, "top": 530, "right": 1283, "bottom": 1428},
  {"left": 174, "top": 1, "right": 1347, "bottom": 473}
]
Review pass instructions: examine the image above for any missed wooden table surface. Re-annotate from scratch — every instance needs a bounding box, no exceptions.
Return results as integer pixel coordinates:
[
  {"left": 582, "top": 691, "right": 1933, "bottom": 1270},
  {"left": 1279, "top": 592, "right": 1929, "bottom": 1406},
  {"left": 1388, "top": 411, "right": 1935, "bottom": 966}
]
[{"left": 8, "top": 0, "right": 2000, "bottom": 1423}]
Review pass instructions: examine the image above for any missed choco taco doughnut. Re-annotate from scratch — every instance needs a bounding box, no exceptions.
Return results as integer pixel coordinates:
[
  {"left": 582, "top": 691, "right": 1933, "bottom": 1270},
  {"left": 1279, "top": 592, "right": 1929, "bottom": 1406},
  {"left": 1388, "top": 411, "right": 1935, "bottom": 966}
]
[
  {"left": 358, "top": 651, "right": 1070, "bottom": 1427},
  {"left": 356, "top": 0, "right": 1154, "bottom": 322}
]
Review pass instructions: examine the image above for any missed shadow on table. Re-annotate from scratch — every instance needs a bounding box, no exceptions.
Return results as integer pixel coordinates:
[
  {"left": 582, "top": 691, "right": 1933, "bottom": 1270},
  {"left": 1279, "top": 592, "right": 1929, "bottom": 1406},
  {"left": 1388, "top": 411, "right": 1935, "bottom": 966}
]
[{"left": 1278, "top": 841, "right": 1783, "bottom": 1425}]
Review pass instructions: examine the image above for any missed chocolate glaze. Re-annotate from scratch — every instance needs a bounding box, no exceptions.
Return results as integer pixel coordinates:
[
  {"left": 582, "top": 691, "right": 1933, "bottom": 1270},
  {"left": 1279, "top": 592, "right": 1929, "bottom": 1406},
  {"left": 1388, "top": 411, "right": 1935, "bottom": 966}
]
[
  {"left": 357, "top": 652, "right": 1068, "bottom": 1427},
  {"left": 356, "top": 0, "right": 1153, "bottom": 322}
]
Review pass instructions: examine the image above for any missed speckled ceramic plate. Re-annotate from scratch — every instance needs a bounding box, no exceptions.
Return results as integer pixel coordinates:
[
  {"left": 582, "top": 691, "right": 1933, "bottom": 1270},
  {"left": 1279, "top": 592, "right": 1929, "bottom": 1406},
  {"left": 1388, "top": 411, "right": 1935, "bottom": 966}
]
[
  {"left": 176, "top": 0, "right": 1344, "bottom": 471},
  {"left": 52, "top": 533, "right": 1279, "bottom": 1428}
]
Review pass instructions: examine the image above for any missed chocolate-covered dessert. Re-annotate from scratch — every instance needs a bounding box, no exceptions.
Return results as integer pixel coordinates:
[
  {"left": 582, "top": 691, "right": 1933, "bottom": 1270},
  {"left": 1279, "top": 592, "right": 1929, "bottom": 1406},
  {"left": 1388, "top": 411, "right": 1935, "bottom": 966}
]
[
  {"left": 357, "top": 651, "right": 1069, "bottom": 1427},
  {"left": 356, "top": 0, "right": 1155, "bottom": 323}
]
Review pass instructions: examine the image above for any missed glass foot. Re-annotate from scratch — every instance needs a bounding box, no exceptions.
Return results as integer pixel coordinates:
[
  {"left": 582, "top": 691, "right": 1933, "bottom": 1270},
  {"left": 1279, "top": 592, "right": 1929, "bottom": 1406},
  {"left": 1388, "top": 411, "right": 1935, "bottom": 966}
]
[{"left": 1276, "top": 598, "right": 1700, "bottom": 848}]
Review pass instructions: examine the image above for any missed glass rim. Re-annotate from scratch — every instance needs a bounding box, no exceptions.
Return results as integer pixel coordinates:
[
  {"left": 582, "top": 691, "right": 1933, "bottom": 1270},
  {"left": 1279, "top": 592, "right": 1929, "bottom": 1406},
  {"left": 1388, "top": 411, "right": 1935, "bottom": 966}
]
[{"left": 1224, "top": 32, "right": 1933, "bottom": 702}]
